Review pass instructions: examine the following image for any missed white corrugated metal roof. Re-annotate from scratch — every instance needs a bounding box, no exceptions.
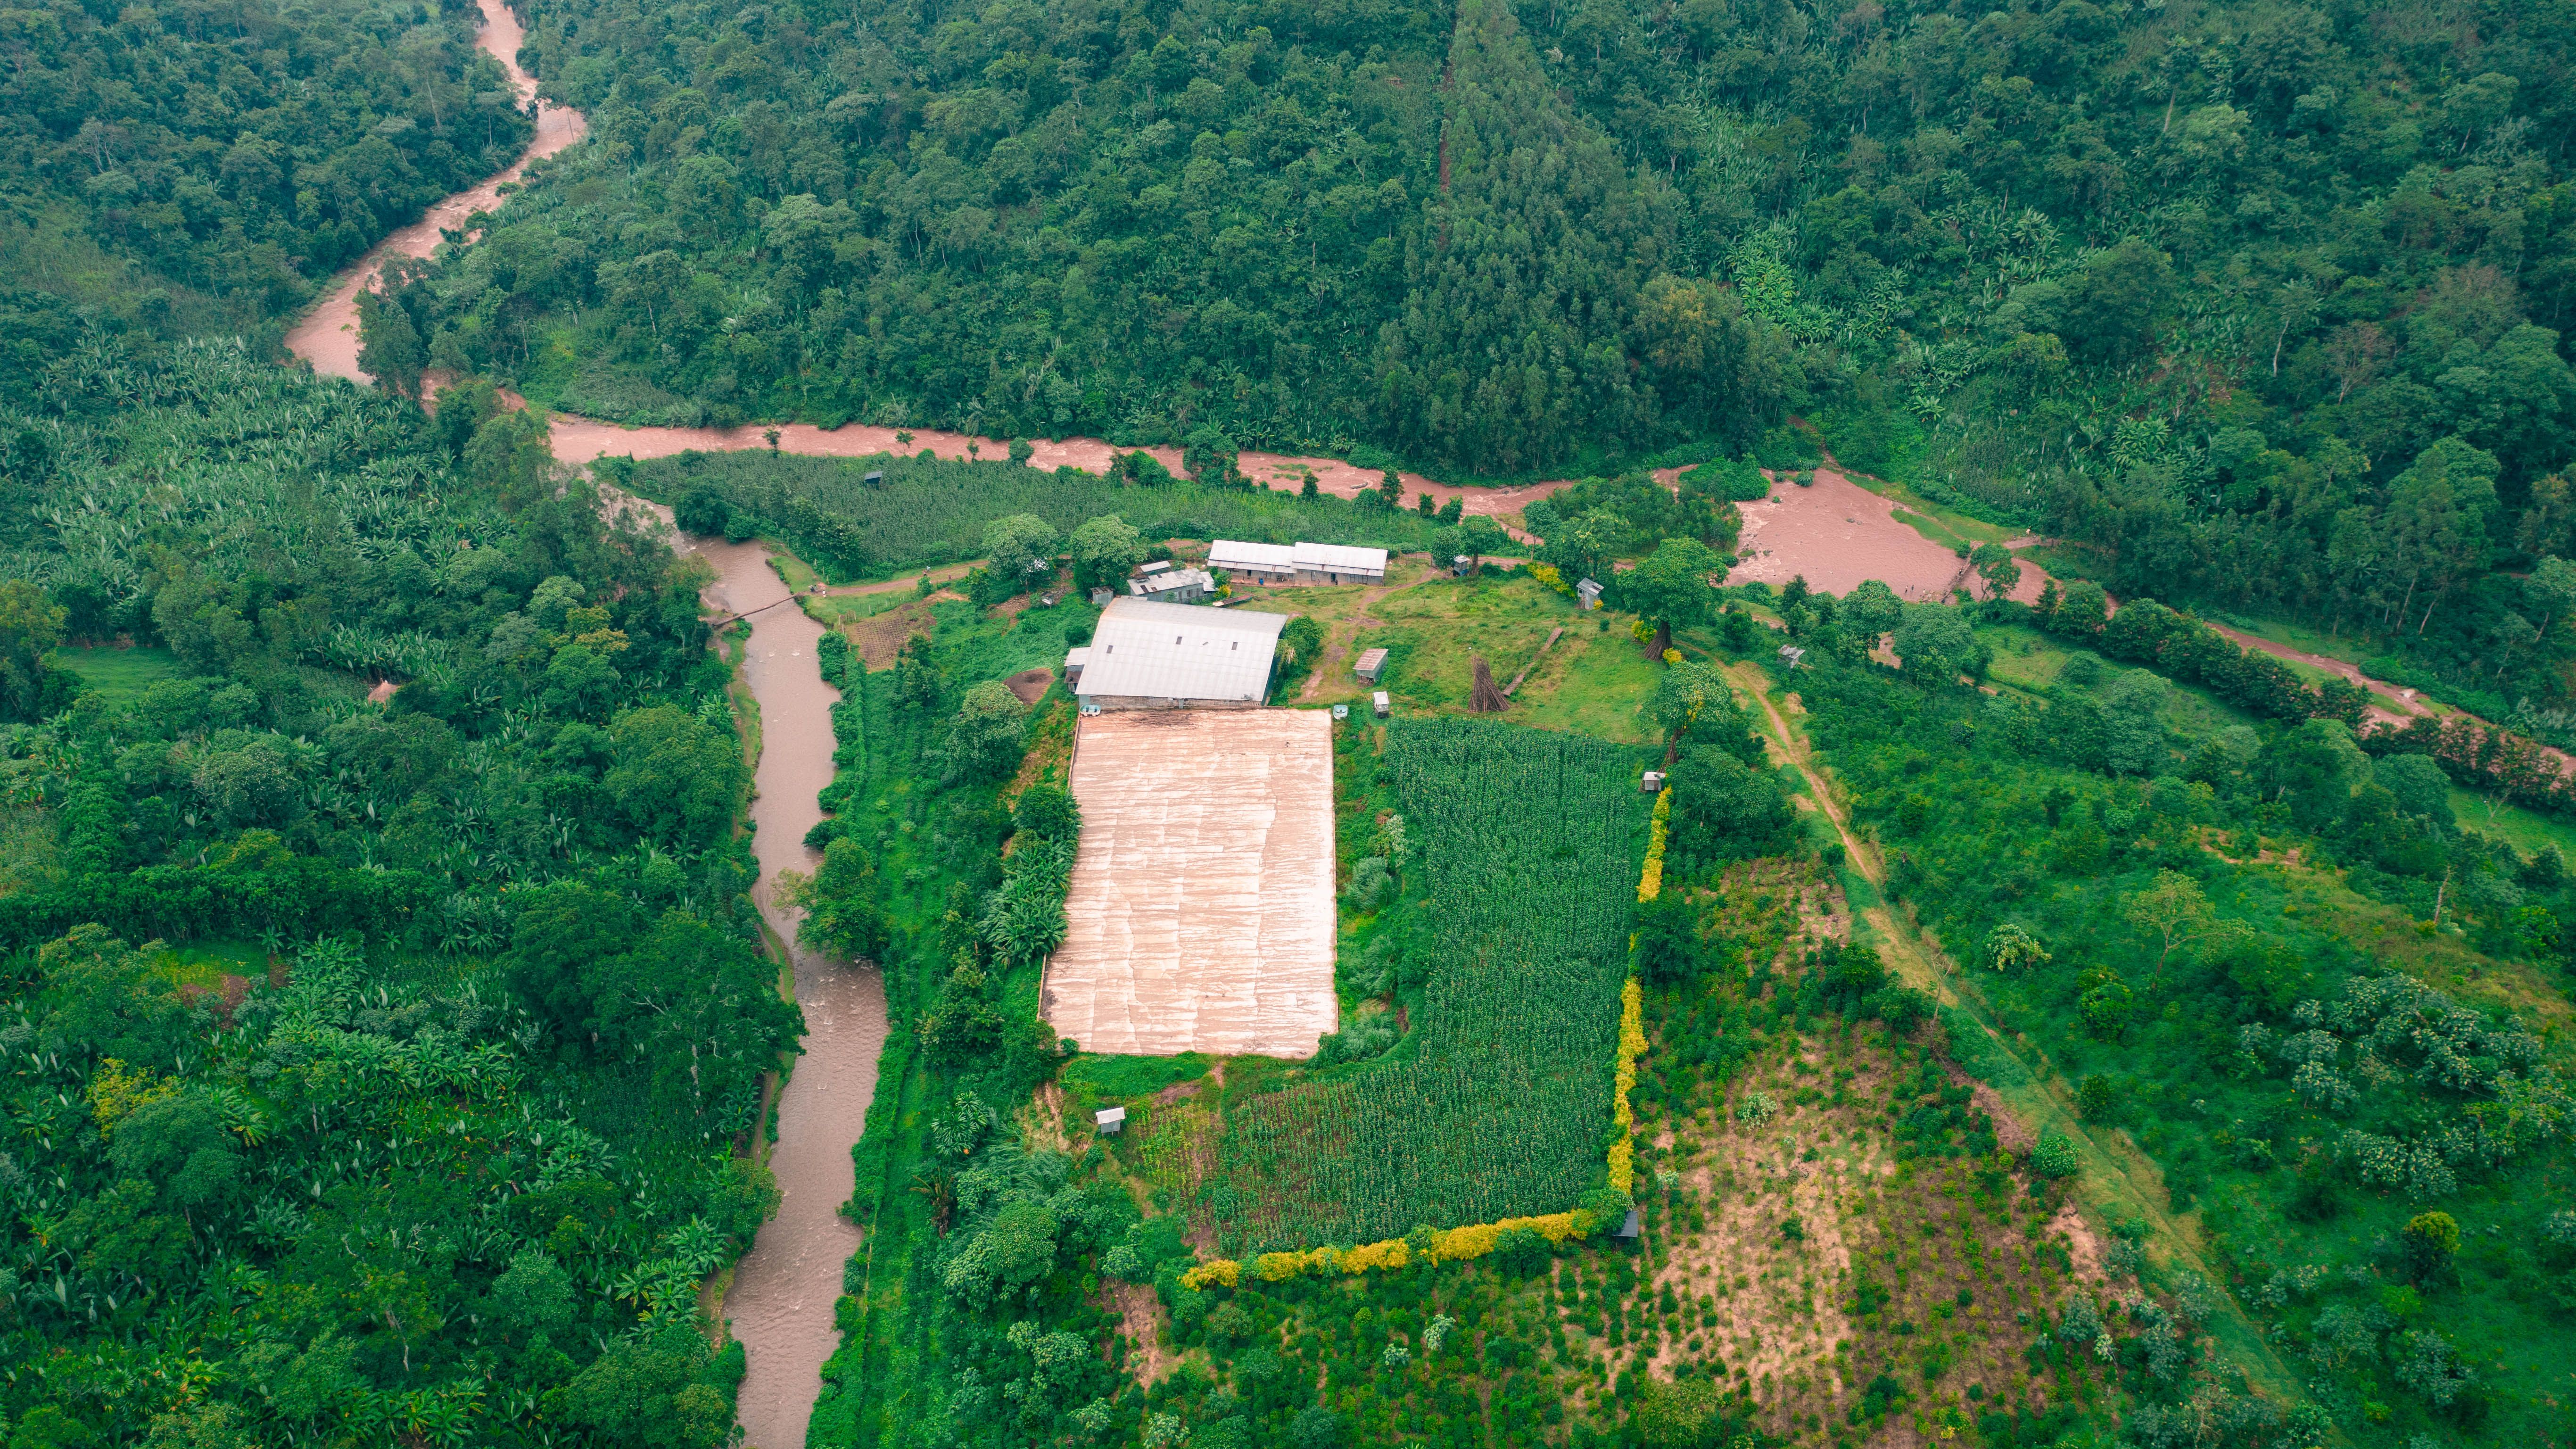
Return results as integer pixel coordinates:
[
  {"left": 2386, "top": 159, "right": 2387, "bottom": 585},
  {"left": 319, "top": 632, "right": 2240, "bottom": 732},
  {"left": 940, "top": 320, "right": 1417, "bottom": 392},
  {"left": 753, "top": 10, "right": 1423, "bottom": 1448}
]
[
  {"left": 1131, "top": 568, "right": 1212, "bottom": 597},
  {"left": 1210, "top": 539, "right": 1298, "bottom": 570},
  {"left": 1076, "top": 597, "right": 1286, "bottom": 702},
  {"left": 1293, "top": 542, "right": 1388, "bottom": 573},
  {"left": 1064, "top": 646, "right": 1093, "bottom": 666}
]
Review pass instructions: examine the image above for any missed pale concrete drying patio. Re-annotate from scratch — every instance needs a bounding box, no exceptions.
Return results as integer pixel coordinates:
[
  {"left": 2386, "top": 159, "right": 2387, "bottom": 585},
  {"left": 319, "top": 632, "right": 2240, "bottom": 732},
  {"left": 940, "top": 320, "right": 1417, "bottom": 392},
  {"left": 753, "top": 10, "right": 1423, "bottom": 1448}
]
[{"left": 1045, "top": 709, "right": 1338, "bottom": 1058}]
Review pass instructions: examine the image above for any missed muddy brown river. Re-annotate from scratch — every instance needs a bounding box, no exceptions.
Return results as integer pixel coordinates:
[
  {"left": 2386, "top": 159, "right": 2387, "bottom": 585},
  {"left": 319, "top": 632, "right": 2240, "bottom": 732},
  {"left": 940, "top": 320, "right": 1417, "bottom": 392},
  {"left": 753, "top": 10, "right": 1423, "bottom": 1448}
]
[
  {"left": 281, "top": 10, "right": 882, "bottom": 1447},
  {"left": 690, "top": 538, "right": 885, "bottom": 1449}
]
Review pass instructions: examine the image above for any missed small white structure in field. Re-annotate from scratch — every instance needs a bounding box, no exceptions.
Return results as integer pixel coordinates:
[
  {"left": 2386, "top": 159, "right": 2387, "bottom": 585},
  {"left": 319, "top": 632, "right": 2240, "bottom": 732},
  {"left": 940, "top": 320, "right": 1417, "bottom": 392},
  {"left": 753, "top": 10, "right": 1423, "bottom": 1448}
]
[
  {"left": 1354, "top": 647, "right": 1389, "bottom": 684},
  {"left": 1129, "top": 567, "right": 1214, "bottom": 604},
  {"left": 1577, "top": 578, "right": 1604, "bottom": 610},
  {"left": 1371, "top": 690, "right": 1390, "bottom": 718},
  {"left": 1332, "top": 703, "right": 1349, "bottom": 721},
  {"left": 1779, "top": 644, "right": 1807, "bottom": 667},
  {"left": 1089, "top": 587, "right": 1115, "bottom": 606},
  {"left": 1095, "top": 1106, "right": 1127, "bottom": 1135},
  {"left": 1641, "top": 770, "right": 1666, "bottom": 793}
]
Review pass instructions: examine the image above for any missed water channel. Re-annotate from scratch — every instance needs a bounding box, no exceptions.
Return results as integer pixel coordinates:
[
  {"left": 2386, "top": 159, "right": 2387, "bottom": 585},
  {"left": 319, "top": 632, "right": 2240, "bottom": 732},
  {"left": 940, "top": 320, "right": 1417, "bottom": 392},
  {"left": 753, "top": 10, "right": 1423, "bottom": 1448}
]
[{"left": 280, "top": 8, "right": 882, "bottom": 1444}]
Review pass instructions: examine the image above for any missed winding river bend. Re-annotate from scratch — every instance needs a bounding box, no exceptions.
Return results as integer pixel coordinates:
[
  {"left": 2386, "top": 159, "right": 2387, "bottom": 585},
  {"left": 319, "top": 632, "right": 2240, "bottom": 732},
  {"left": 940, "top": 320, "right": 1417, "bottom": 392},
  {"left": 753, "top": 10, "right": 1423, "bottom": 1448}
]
[{"left": 281, "top": 8, "right": 881, "bottom": 1447}]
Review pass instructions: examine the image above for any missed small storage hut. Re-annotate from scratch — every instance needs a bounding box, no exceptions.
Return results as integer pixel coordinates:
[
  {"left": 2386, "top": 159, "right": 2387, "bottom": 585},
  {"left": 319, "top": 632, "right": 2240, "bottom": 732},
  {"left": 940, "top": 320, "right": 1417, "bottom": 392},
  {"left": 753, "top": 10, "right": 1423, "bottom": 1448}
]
[{"left": 1354, "top": 647, "right": 1389, "bottom": 684}]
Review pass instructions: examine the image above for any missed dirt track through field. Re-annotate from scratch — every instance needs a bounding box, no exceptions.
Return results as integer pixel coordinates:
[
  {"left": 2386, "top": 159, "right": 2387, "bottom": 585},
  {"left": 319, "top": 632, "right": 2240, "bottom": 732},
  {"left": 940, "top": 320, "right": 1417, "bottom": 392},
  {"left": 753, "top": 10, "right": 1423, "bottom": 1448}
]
[{"left": 1717, "top": 660, "right": 2311, "bottom": 1403}]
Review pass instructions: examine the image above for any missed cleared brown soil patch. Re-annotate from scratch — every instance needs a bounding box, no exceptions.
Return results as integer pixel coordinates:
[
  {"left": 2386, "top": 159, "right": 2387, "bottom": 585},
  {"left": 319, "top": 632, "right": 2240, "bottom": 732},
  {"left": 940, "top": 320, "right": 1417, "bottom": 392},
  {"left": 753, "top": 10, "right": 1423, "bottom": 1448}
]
[
  {"left": 1727, "top": 470, "right": 1972, "bottom": 603},
  {"left": 1591, "top": 859, "right": 2108, "bottom": 1444},
  {"left": 842, "top": 599, "right": 939, "bottom": 668},
  {"left": 1005, "top": 668, "right": 1054, "bottom": 704}
]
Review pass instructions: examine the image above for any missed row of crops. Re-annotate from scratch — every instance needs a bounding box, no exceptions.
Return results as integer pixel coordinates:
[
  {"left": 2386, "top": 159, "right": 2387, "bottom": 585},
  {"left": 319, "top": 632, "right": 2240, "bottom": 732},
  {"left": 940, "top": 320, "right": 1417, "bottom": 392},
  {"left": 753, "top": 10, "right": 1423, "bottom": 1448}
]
[
  {"left": 1216, "top": 719, "right": 1652, "bottom": 1251},
  {"left": 622, "top": 449, "right": 1441, "bottom": 580}
]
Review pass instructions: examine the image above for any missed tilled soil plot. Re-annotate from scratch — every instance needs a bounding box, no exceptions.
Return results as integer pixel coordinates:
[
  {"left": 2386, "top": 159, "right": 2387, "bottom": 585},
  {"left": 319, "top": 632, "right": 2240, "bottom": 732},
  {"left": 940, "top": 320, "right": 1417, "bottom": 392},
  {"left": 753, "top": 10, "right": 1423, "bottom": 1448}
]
[{"left": 1578, "top": 865, "right": 2121, "bottom": 1447}]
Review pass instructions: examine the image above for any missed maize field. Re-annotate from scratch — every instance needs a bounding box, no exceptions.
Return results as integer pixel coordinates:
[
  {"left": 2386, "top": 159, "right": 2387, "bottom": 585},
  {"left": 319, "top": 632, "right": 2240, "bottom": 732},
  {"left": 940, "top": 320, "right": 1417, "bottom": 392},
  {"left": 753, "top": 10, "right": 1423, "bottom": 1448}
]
[{"left": 1215, "top": 718, "right": 1651, "bottom": 1252}]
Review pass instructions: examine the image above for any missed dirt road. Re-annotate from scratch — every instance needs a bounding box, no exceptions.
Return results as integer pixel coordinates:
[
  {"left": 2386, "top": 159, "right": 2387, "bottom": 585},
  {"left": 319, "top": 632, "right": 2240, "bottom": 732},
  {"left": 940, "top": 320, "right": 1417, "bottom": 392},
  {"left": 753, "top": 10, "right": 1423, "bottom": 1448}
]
[{"left": 1718, "top": 660, "right": 2312, "bottom": 1403}]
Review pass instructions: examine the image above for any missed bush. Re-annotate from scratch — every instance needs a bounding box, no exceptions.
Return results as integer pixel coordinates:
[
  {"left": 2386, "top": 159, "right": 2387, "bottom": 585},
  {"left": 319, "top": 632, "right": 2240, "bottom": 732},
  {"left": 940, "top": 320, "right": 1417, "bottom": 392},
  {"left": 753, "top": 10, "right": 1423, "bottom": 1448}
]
[{"left": 2031, "top": 1128, "right": 2079, "bottom": 1179}]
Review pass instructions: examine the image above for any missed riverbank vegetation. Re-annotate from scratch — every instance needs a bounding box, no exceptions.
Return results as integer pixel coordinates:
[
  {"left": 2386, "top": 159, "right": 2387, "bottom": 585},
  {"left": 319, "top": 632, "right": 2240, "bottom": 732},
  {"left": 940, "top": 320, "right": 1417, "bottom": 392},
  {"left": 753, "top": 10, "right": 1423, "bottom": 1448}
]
[
  {"left": 0, "top": 339, "right": 794, "bottom": 1443},
  {"left": 616, "top": 447, "right": 1441, "bottom": 585},
  {"left": 0, "top": 0, "right": 534, "bottom": 356}
]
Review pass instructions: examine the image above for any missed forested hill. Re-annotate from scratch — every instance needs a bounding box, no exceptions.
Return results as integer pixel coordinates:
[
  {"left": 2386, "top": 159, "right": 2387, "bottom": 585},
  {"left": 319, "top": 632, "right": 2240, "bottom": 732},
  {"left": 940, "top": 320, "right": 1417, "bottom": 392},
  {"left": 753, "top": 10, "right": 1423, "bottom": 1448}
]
[
  {"left": 420, "top": 0, "right": 1797, "bottom": 470},
  {"left": 0, "top": 0, "right": 532, "bottom": 367},
  {"left": 434, "top": 0, "right": 2573, "bottom": 482}
]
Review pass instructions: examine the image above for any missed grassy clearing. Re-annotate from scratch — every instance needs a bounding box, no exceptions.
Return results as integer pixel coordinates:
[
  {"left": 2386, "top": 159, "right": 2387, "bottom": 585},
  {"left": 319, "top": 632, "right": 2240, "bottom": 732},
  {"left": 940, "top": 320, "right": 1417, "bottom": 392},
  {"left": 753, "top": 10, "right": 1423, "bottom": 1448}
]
[
  {"left": 56, "top": 645, "right": 186, "bottom": 703},
  {"left": 1236, "top": 570, "right": 1661, "bottom": 740}
]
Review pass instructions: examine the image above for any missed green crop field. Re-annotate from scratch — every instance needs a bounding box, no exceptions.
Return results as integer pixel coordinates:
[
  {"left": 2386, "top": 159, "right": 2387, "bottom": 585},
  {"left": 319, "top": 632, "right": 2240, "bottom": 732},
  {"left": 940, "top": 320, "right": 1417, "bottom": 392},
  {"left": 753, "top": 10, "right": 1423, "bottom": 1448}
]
[
  {"left": 1214, "top": 718, "right": 1651, "bottom": 1251},
  {"left": 54, "top": 646, "right": 185, "bottom": 704},
  {"left": 626, "top": 449, "right": 1440, "bottom": 583}
]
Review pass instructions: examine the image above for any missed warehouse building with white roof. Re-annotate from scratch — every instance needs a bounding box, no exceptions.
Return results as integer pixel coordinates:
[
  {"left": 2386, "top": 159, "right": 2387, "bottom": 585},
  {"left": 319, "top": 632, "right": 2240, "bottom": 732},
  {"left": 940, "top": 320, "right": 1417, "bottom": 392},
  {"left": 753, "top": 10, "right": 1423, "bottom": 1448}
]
[
  {"left": 1071, "top": 597, "right": 1288, "bottom": 710},
  {"left": 1206, "top": 539, "right": 1389, "bottom": 587}
]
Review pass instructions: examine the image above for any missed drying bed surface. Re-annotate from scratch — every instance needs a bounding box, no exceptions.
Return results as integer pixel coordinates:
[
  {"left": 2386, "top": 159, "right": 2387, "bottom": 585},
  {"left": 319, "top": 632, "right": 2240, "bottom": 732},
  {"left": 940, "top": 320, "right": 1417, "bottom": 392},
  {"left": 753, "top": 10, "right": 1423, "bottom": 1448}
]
[{"left": 1046, "top": 710, "right": 1338, "bottom": 1058}]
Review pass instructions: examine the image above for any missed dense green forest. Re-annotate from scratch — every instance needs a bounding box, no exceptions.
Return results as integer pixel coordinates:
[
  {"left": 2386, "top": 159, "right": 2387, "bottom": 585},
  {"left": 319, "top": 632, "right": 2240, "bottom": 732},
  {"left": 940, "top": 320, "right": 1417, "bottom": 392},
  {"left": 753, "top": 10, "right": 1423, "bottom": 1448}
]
[
  {"left": 0, "top": 0, "right": 533, "bottom": 362},
  {"left": 0, "top": 340, "right": 796, "bottom": 1444},
  {"left": 410, "top": 0, "right": 2576, "bottom": 717}
]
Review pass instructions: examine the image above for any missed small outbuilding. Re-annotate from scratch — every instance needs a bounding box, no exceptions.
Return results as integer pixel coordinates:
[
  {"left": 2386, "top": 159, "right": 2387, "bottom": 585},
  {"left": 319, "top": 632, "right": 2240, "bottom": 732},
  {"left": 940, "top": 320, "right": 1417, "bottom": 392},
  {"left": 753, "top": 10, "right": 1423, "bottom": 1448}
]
[
  {"left": 863, "top": 469, "right": 885, "bottom": 488},
  {"left": 1778, "top": 644, "right": 1807, "bottom": 668},
  {"left": 1332, "top": 703, "right": 1349, "bottom": 721},
  {"left": 1371, "top": 690, "right": 1390, "bottom": 719},
  {"left": 1353, "top": 647, "right": 1389, "bottom": 684},
  {"left": 1617, "top": 1208, "right": 1642, "bottom": 1240},
  {"left": 1130, "top": 567, "right": 1215, "bottom": 604},
  {"left": 1090, "top": 587, "right": 1115, "bottom": 606},
  {"left": 1095, "top": 1106, "right": 1127, "bottom": 1135},
  {"left": 1577, "top": 578, "right": 1604, "bottom": 610},
  {"left": 1062, "top": 646, "right": 1092, "bottom": 686},
  {"left": 1640, "top": 770, "right": 1666, "bottom": 793},
  {"left": 1075, "top": 596, "right": 1288, "bottom": 710}
]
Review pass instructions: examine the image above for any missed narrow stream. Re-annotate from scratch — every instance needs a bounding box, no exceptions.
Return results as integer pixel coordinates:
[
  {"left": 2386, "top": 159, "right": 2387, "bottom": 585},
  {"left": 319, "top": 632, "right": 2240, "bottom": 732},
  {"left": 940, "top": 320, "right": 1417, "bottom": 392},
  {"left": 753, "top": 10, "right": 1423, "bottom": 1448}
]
[
  {"left": 281, "top": 11, "right": 883, "bottom": 1447},
  {"left": 689, "top": 539, "right": 886, "bottom": 1449}
]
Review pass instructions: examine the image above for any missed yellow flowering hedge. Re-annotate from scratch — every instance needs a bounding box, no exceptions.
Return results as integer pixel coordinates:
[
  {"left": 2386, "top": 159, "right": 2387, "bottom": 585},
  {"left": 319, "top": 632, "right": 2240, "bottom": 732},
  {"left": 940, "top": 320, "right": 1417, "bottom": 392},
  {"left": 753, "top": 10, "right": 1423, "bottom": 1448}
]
[
  {"left": 1527, "top": 562, "right": 1572, "bottom": 595},
  {"left": 1178, "top": 1212, "right": 1593, "bottom": 1290},
  {"left": 1637, "top": 787, "right": 1671, "bottom": 903},
  {"left": 1609, "top": 978, "right": 1646, "bottom": 1193}
]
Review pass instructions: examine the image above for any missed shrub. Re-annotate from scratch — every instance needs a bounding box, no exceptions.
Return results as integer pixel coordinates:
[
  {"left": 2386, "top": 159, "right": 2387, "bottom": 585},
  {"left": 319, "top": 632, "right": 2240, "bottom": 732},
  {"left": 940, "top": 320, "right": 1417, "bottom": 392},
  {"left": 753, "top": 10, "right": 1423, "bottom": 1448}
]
[{"left": 2031, "top": 1128, "right": 2079, "bottom": 1179}]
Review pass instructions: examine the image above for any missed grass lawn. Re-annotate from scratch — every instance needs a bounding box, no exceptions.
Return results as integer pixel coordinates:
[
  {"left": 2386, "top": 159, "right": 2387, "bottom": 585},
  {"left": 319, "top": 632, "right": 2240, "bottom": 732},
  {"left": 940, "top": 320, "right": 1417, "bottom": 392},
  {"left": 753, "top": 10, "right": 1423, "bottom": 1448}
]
[
  {"left": 1837, "top": 470, "right": 2018, "bottom": 548},
  {"left": 1976, "top": 621, "right": 2259, "bottom": 737},
  {"left": 57, "top": 646, "right": 186, "bottom": 704},
  {"left": 154, "top": 941, "right": 266, "bottom": 995},
  {"left": 2448, "top": 787, "right": 2576, "bottom": 863},
  {"left": 1233, "top": 569, "right": 1661, "bottom": 742},
  {"left": 809, "top": 589, "right": 916, "bottom": 624}
]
